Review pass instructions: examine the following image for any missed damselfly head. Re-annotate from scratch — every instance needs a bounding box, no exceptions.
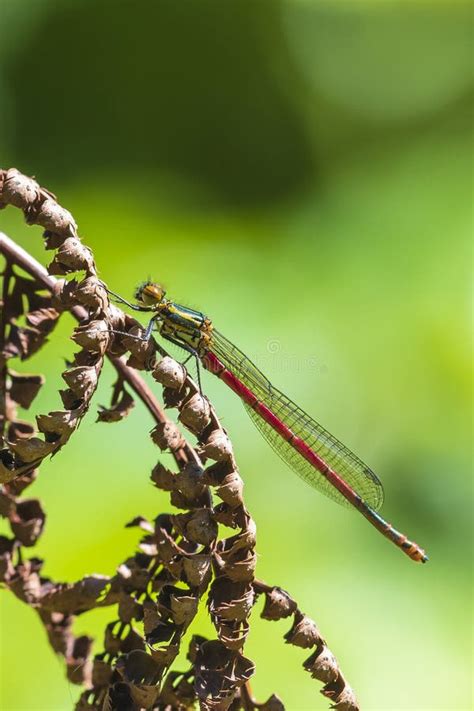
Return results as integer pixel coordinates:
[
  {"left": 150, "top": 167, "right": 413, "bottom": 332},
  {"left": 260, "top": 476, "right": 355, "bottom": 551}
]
[{"left": 134, "top": 281, "right": 166, "bottom": 307}]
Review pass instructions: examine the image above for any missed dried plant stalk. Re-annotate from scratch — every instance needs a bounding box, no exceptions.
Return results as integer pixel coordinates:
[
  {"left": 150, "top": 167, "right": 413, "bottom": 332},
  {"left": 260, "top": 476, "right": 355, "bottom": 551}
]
[{"left": 0, "top": 167, "right": 359, "bottom": 710}]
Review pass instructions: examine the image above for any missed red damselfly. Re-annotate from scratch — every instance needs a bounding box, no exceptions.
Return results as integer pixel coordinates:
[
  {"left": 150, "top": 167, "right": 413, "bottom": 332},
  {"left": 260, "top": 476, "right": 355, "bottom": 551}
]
[{"left": 109, "top": 281, "right": 428, "bottom": 564}]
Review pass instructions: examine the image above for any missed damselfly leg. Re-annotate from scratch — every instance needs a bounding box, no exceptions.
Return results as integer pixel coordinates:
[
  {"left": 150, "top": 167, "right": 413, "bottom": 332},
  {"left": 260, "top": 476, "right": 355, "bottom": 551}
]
[{"left": 161, "top": 332, "right": 203, "bottom": 394}]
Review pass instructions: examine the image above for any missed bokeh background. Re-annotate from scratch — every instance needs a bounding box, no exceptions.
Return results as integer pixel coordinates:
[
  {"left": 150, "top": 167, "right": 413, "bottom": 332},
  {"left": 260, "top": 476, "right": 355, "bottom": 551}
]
[{"left": 0, "top": 1, "right": 472, "bottom": 709}]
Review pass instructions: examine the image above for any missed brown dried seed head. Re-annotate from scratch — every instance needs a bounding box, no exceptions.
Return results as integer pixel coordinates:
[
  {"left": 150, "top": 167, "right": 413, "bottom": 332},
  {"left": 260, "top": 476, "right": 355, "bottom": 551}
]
[
  {"left": 179, "top": 393, "right": 211, "bottom": 433},
  {"left": 216, "top": 619, "right": 251, "bottom": 651},
  {"left": 201, "top": 430, "right": 233, "bottom": 462},
  {"left": 182, "top": 554, "right": 212, "bottom": 588},
  {"left": 215, "top": 470, "right": 244, "bottom": 507},
  {"left": 0, "top": 490, "right": 16, "bottom": 518},
  {"left": 304, "top": 644, "right": 339, "bottom": 683},
  {"left": 107, "top": 303, "right": 128, "bottom": 332},
  {"left": 10, "top": 498, "right": 46, "bottom": 547},
  {"left": 174, "top": 462, "right": 206, "bottom": 499},
  {"left": 121, "top": 327, "right": 156, "bottom": 367},
  {"left": 174, "top": 509, "right": 218, "bottom": 546},
  {"left": 36, "top": 409, "right": 79, "bottom": 437},
  {"left": 222, "top": 549, "right": 257, "bottom": 584},
  {"left": 92, "top": 658, "right": 113, "bottom": 688},
  {"left": 285, "top": 612, "right": 321, "bottom": 648},
  {"left": 66, "top": 636, "right": 93, "bottom": 686},
  {"left": 118, "top": 592, "right": 142, "bottom": 624},
  {"left": 51, "top": 278, "right": 78, "bottom": 308},
  {"left": 184, "top": 509, "right": 218, "bottom": 546},
  {"left": 103, "top": 622, "right": 124, "bottom": 655},
  {"left": 8, "top": 371, "right": 45, "bottom": 409},
  {"left": 328, "top": 683, "right": 359, "bottom": 711},
  {"left": 2, "top": 169, "right": 41, "bottom": 208},
  {"left": 194, "top": 640, "right": 255, "bottom": 701},
  {"left": 261, "top": 586, "right": 297, "bottom": 621},
  {"left": 170, "top": 593, "right": 198, "bottom": 626},
  {"left": 150, "top": 462, "right": 175, "bottom": 491},
  {"left": 8, "top": 436, "right": 56, "bottom": 463},
  {"left": 71, "top": 320, "right": 110, "bottom": 353},
  {"left": 97, "top": 390, "right": 135, "bottom": 423},
  {"left": 153, "top": 356, "right": 187, "bottom": 389},
  {"left": 62, "top": 365, "right": 98, "bottom": 398},
  {"left": 208, "top": 579, "right": 255, "bottom": 622},
  {"left": 50, "top": 237, "right": 93, "bottom": 272},
  {"left": 73, "top": 277, "right": 108, "bottom": 310},
  {"left": 36, "top": 198, "right": 78, "bottom": 238},
  {"left": 150, "top": 421, "right": 184, "bottom": 452}
]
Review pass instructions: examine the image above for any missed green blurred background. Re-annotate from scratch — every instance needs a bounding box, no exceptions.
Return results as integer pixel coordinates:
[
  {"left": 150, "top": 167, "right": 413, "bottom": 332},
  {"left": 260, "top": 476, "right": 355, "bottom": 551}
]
[{"left": 0, "top": 1, "right": 472, "bottom": 709}]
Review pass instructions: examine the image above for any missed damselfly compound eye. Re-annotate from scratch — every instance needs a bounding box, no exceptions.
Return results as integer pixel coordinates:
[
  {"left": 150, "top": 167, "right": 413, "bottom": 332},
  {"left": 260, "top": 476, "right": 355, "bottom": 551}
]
[{"left": 134, "top": 281, "right": 166, "bottom": 306}]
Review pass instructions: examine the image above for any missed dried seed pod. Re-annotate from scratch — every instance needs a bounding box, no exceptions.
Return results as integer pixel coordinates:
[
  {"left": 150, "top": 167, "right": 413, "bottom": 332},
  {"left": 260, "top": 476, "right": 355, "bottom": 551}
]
[
  {"left": 36, "top": 198, "right": 77, "bottom": 238},
  {"left": 73, "top": 277, "right": 108, "bottom": 310},
  {"left": 170, "top": 592, "right": 198, "bottom": 626},
  {"left": 323, "top": 683, "right": 359, "bottom": 711},
  {"left": 7, "top": 418, "right": 36, "bottom": 442},
  {"left": 43, "top": 231, "right": 67, "bottom": 251},
  {"left": 40, "top": 575, "right": 116, "bottom": 614},
  {"left": 261, "top": 586, "right": 297, "bottom": 621},
  {"left": 92, "top": 657, "right": 113, "bottom": 688},
  {"left": 200, "top": 430, "right": 233, "bottom": 462},
  {"left": 97, "top": 389, "right": 135, "bottom": 423},
  {"left": 118, "top": 593, "right": 142, "bottom": 624},
  {"left": 150, "top": 462, "right": 175, "bottom": 491},
  {"left": 154, "top": 526, "right": 183, "bottom": 564},
  {"left": 174, "top": 509, "right": 218, "bottom": 547},
  {"left": 62, "top": 365, "right": 98, "bottom": 398},
  {"left": 26, "top": 307, "right": 60, "bottom": 332},
  {"left": 8, "top": 565, "right": 43, "bottom": 605},
  {"left": 194, "top": 640, "right": 255, "bottom": 703},
  {"left": 122, "top": 327, "right": 156, "bottom": 370},
  {"left": 72, "top": 320, "right": 110, "bottom": 354},
  {"left": 304, "top": 644, "right": 339, "bottom": 683},
  {"left": 284, "top": 612, "right": 321, "bottom": 648},
  {"left": 142, "top": 599, "right": 161, "bottom": 638},
  {"left": 208, "top": 579, "right": 255, "bottom": 623},
  {"left": 117, "top": 558, "right": 150, "bottom": 592},
  {"left": 8, "top": 436, "right": 55, "bottom": 463},
  {"left": 104, "top": 622, "right": 125, "bottom": 655},
  {"left": 179, "top": 393, "right": 211, "bottom": 433},
  {"left": 182, "top": 553, "right": 212, "bottom": 588},
  {"left": 114, "top": 650, "right": 162, "bottom": 708},
  {"left": 4, "top": 469, "right": 38, "bottom": 496},
  {"left": 161, "top": 385, "right": 185, "bottom": 410},
  {"left": 215, "top": 548, "right": 257, "bottom": 584},
  {"left": 174, "top": 462, "right": 206, "bottom": 500},
  {"left": 153, "top": 356, "right": 187, "bottom": 389},
  {"left": 49, "top": 237, "right": 93, "bottom": 273},
  {"left": 8, "top": 371, "right": 45, "bottom": 409},
  {"left": 66, "top": 636, "right": 93, "bottom": 686},
  {"left": 216, "top": 619, "right": 250, "bottom": 651},
  {"left": 150, "top": 421, "right": 184, "bottom": 452},
  {"left": 2, "top": 168, "right": 41, "bottom": 209},
  {"left": 36, "top": 409, "right": 80, "bottom": 437},
  {"left": 51, "top": 277, "right": 78, "bottom": 307},
  {"left": 215, "top": 470, "right": 244, "bottom": 507},
  {"left": 0, "top": 490, "right": 16, "bottom": 518},
  {"left": 10, "top": 498, "right": 46, "bottom": 547},
  {"left": 149, "top": 641, "right": 180, "bottom": 668}
]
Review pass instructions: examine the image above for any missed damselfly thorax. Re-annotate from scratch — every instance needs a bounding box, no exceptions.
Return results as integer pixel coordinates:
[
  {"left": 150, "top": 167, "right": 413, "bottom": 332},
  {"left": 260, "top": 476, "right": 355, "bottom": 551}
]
[{"left": 135, "top": 282, "right": 214, "bottom": 356}]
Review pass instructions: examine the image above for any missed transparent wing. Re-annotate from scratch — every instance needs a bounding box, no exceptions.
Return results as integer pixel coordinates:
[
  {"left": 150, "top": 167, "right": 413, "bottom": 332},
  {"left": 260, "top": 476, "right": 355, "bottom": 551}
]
[{"left": 210, "top": 330, "right": 384, "bottom": 510}]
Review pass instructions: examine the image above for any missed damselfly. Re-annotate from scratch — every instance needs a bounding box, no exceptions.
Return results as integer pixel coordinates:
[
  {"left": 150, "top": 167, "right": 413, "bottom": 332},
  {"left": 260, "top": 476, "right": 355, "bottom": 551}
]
[{"left": 109, "top": 281, "right": 428, "bottom": 564}]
